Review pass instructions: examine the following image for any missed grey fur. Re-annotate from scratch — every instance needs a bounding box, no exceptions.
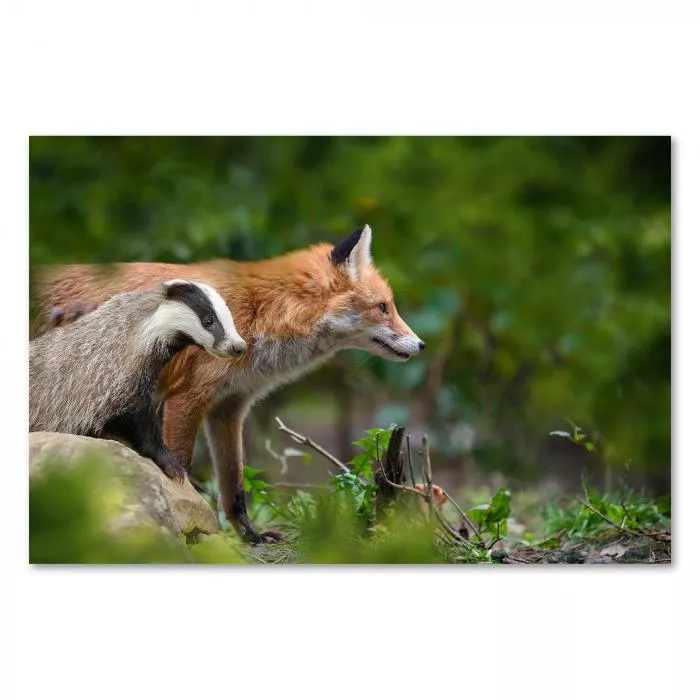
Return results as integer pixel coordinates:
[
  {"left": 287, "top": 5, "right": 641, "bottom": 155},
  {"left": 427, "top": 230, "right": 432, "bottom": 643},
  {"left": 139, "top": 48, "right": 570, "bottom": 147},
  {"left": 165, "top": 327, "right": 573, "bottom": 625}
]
[{"left": 29, "top": 281, "right": 240, "bottom": 439}]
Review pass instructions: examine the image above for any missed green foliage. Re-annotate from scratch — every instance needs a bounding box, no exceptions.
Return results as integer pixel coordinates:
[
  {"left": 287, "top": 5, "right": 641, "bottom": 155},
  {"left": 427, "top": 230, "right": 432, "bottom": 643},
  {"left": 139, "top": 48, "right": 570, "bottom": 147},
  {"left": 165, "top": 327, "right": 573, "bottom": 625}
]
[
  {"left": 329, "top": 471, "right": 376, "bottom": 522},
  {"left": 327, "top": 426, "right": 393, "bottom": 521},
  {"left": 347, "top": 426, "right": 393, "bottom": 478},
  {"left": 28, "top": 425, "right": 671, "bottom": 564},
  {"left": 30, "top": 456, "right": 190, "bottom": 564},
  {"left": 466, "top": 486, "right": 512, "bottom": 545},
  {"left": 243, "top": 466, "right": 276, "bottom": 504},
  {"left": 541, "top": 487, "right": 671, "bottom": 542},
  {"left": 550, "top": 419, "right": 597, "bottom": 453},
  {"left": 188, "top": 534, "right": 246, "bottom": 564},
  {"left": 290, "top": 491, "right": 443, "bottom": 564}
]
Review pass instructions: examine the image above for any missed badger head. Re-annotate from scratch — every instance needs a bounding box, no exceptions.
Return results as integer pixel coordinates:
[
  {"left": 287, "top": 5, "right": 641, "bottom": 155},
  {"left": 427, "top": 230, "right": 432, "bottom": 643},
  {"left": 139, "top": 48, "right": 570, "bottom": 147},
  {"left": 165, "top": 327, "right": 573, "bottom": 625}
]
[{"left": 148, "top": 280, "right": 247, "bottom": 359}]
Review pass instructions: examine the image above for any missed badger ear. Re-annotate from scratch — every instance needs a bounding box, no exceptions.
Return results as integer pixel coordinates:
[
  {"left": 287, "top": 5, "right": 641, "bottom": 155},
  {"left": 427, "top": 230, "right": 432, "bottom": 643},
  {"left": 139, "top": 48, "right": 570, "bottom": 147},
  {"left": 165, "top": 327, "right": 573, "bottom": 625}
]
[
  {"left": 162, "top": 279, "right": 191, "bottom": 299},
  {"left": 330, "top": 225, "right": 372, "bottom": 281}
]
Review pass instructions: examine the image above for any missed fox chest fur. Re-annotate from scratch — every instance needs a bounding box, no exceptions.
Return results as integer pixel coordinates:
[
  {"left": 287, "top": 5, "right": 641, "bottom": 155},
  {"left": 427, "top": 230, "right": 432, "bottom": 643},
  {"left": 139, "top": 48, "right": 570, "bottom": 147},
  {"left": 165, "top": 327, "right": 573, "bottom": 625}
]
[{"left": 211, "top": 315, "right": 351, "bottom": 403}]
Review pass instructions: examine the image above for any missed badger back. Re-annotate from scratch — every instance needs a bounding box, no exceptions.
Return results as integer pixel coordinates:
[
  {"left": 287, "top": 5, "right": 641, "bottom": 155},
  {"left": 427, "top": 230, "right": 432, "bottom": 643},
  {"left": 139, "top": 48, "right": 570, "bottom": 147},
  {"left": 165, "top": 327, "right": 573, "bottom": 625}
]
[
  {"left": 29, "top": 288, "right": 164, "bottom": 434},
  {"left": 28, "top": 281, "right": 245, "bottom": 436}
]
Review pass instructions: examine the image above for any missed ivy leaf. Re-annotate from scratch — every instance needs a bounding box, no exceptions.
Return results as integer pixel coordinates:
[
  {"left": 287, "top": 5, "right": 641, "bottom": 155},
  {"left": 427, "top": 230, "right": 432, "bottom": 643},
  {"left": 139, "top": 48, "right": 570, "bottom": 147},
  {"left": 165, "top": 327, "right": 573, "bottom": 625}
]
[{"left": 488, "top": 487, "right": 512, "bottom": 522}]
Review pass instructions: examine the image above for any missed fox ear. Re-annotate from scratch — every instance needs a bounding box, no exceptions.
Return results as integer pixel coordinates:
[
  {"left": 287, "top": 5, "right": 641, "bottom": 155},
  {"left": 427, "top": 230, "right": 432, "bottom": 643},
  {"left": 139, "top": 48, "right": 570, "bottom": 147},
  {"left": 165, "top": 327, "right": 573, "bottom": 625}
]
[{"left": 330, "top": 225, "right": 372, "bottom": 280}]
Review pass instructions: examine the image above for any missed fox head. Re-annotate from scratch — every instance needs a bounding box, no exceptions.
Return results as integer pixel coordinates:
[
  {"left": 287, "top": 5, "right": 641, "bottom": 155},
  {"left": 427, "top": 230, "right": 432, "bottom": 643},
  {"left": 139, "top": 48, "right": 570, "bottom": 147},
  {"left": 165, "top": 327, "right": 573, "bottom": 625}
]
[{"left": 324, "top": 225, "right": 425, "bottom": 362}]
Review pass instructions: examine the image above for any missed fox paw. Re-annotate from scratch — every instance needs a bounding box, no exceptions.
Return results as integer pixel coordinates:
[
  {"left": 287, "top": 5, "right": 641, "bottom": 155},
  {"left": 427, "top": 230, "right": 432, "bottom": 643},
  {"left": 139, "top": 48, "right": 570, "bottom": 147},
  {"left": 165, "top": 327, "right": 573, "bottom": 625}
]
[
  {"left": 244, "top": 528, "right": 286, "bottom": 545},
  {"left": 259, "top": 529, "right": 286, "bottom": 544}
]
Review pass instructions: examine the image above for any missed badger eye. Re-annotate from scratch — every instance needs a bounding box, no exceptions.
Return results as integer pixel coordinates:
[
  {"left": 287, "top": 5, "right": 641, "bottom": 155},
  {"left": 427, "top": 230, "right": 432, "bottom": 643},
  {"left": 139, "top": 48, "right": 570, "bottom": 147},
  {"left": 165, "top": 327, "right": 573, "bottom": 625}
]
[
  {"left": 202, "top": 317, "right": 214, "bottom": 328},
  {"left": 378, "top": 303, "right": 388, "bottom": 314}
]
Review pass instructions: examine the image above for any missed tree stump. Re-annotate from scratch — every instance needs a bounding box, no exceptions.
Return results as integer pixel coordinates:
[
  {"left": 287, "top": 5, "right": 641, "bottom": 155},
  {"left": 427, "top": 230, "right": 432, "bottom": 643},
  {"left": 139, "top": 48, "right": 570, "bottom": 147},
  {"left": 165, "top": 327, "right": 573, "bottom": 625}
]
[{"left": 374, "top": 426, "right": 407, "bottom": 519}]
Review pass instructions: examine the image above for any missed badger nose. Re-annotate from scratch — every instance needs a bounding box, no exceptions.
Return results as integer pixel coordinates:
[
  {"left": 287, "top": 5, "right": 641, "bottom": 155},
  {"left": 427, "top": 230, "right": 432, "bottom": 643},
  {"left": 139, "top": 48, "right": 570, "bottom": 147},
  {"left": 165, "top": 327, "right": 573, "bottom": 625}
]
[
  {"left": 230, "top": 340, "right": 247, "bottom": 356},
  {"left": 418, "top": 340, "right": 426, "bottom": 352}
]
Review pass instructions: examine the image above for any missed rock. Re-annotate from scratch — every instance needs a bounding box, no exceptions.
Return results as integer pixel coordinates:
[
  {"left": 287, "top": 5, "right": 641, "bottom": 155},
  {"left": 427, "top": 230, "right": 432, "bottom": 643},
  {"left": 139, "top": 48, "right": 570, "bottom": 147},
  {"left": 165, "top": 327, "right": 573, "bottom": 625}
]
[{"left": 29, "top": 432, "right": 219, "bottom": 537}]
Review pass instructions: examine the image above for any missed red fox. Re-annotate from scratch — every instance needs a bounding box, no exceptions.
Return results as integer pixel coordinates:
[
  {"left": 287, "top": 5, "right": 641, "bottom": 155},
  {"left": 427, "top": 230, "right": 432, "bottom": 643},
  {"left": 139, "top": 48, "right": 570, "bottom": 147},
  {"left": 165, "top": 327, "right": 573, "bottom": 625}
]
[{"left": 34, "top": 225, "right": 425, "bottom": 543}]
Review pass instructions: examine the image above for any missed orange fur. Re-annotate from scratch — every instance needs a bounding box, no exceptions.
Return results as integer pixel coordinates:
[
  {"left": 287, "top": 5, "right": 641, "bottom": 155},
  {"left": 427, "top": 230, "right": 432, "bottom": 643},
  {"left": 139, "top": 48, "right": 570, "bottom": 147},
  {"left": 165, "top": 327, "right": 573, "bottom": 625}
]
[{"left": 33, "top": 234, "right": 422, "bottom": 542}]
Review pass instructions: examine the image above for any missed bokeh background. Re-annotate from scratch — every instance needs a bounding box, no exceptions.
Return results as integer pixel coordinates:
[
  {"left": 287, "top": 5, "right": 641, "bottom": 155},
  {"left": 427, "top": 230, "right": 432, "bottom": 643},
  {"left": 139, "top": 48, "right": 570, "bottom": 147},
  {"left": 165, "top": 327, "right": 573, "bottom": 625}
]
[{"left": 29, "top": 136, "right": 671, "bottom": 502}]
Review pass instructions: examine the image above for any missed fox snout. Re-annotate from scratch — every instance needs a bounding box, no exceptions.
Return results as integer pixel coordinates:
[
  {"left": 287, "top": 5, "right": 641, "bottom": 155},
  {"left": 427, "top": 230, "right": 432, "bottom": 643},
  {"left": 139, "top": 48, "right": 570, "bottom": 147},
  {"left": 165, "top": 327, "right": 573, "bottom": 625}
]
[
  {"left": 370, "top": 330, "right": 425, "bottom": 362},
  {"left": 399, "top": 335, "right": 425, "bottom": 355}
]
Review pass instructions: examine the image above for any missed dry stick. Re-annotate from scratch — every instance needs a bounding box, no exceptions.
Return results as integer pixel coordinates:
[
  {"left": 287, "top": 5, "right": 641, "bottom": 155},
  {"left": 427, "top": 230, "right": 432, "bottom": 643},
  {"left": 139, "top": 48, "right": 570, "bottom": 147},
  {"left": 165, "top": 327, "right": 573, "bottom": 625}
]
[
  {"left": 441, "top": 490, "right": 481, "bottom": 541},
  {"left": 264, "top": 438, "right": 289, "bottom": 475},
  {"left": 419, "top": 436, "right": 472, "bottom": 544},
  {"left": 419, "top": 435, "right": 434, "bottom": 512},
  {"left": 275, "top": 416, "right": 351, "bottom": 474},
  {"left": 374, "top": 435, "right": 467, "bottom": 544},
  {"left": 374, "top": 436, "right": 426, "bottom": 498},
  {"left": 277, "top": 481, "right": 329, "bottom": 490},
  {"left": 406, "top": 433, "right": 417, "bottom": 488},
  {"left": 577, "top": 497, "right": 671, "bottom": 542}
]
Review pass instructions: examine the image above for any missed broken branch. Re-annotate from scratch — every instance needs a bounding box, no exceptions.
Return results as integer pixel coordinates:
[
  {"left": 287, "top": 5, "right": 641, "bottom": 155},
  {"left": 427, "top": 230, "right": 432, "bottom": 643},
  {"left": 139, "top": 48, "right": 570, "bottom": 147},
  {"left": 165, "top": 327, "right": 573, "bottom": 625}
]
[{"left": 275, "top": 416, "right": 351, "bottom": 474}]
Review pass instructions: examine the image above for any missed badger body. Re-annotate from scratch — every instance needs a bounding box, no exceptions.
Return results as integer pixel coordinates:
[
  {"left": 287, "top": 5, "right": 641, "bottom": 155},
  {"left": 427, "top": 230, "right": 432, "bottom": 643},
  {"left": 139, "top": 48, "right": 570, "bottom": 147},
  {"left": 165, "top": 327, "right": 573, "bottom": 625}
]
[{"left": 29, "top": 280, "right": 246, "bottom": 479}]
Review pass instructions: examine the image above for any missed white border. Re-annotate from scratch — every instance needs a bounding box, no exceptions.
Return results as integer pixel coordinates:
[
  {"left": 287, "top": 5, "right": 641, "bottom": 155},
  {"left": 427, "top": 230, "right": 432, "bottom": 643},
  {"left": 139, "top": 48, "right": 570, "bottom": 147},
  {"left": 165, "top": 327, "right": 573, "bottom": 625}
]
[{"left": 3, "top": 2, "right": 698, "bottom": 698}]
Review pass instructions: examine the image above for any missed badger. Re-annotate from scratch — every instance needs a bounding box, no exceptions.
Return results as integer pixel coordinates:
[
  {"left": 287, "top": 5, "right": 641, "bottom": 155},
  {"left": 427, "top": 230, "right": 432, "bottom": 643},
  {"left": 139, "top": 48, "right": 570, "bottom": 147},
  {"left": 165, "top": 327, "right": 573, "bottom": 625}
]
[{"left": 29, "top": 279, "right": 247, "bottom": 479}]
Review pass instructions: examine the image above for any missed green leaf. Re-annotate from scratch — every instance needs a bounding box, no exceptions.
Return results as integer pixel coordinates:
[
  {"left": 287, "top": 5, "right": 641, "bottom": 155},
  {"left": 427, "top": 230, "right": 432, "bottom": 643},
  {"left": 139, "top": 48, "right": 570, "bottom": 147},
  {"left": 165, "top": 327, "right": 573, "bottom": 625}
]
[{"left": 488, "top": 487, "right": 512, "bottom": 522}]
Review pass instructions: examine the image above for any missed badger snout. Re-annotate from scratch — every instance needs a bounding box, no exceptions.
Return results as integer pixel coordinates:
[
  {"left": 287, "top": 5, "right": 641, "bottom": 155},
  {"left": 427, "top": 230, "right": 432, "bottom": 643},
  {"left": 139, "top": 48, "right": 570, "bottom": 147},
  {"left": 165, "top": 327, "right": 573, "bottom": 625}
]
[{"left": 228, "top": 339, "right": 247, "bottom": 356}]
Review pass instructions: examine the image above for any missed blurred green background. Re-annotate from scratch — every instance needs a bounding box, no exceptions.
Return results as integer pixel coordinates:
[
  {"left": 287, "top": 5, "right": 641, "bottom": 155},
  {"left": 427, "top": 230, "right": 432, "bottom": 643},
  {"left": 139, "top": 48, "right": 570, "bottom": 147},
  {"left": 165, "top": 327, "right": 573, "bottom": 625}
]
[{"left": 29, "top": 136, "right": 671, "bottom": 498}]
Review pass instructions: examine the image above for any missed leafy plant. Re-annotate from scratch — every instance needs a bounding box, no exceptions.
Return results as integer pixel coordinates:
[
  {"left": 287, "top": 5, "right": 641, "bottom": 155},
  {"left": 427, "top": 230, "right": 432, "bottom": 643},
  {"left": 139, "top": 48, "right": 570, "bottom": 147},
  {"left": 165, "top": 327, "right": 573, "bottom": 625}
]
[
  {"left": 466, "top": 486, "right": 512, "bottom": 546},
  {"left": 541, "top": 486, "right": 670, "bottom": 542},
  {"left": 550, "top": 418, "right": 597, "bottom": 453},
  {"left": 327, "top": 427, "right": 394, "bottom": 522}
]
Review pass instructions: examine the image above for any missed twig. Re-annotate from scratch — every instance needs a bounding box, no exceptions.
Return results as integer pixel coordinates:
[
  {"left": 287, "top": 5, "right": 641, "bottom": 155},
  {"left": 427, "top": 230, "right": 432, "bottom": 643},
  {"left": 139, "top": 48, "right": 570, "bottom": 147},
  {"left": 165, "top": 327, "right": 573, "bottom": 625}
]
[
  {"left": 374, "top": 431, "right": 470, "bottom": 545},
  {"left": 578, "top": 497, "right": 637, "bottom": 535},
  {"left": 418, "top": 435, "right": 473, "bottom": 544},
  {"left": 248, "top": 553, "right": 268, "bottom": 564},
  {"left": 419, "top": 435, "right": 434, "bottom": 512},
  {"left": 577, "top": 497, "right": 671, "bottom": 542},
  {"left": 441, "top": 490, "right": 481, "bottom": 540},
  {"left": 264, "top": 438, "right": 289, "bottom": 475},
  {"left": 375, "top": 450, "right": 429, "bottom": 498},
  {"left": 580, "top": 471, "right": 591, "bottom": 504},
  {"left": 276, "top": 481, "right": 328, "bottom": 490},
  {"left": 406, "top": 433, "right": 416, "bottom": 488},
  {"left": 374, "top": 434, "right": 424, "bottom": 498},
  {"left": 275, "top": 416, "right": 351, "bottom": 474}
]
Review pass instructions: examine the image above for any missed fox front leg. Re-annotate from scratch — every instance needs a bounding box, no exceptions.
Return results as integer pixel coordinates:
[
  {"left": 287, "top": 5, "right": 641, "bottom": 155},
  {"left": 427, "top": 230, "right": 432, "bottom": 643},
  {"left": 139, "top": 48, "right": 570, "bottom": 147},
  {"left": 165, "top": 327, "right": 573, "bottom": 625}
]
[{"left": 204, "top": 395, "right": 284, "bottom": 544}]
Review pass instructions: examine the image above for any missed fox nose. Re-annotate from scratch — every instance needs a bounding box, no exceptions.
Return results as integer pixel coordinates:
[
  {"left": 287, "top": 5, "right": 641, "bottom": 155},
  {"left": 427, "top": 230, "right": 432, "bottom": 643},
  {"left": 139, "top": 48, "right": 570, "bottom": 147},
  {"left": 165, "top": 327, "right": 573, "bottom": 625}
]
[{"left": 418, "top": 340, "right": 426, "bottom": 352}]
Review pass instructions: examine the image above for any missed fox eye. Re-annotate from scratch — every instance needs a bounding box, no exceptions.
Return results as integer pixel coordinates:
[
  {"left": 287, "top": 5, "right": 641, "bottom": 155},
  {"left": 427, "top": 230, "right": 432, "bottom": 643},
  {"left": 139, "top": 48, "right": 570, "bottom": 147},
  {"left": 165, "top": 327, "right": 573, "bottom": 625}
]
[
  {"left": 202, "top": 317, "right": 214, "bottom": 328},
  {"left": 378, "top": 302, "right": 388, "bottom": 314}
]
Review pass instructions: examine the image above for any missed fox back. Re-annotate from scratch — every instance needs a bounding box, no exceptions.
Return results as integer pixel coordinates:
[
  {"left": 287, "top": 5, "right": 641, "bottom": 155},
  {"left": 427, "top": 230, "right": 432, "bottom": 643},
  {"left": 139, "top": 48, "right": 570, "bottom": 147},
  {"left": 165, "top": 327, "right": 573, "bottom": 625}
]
[{"left": 34, "top": 226, "right": 425, "bottom": 406}]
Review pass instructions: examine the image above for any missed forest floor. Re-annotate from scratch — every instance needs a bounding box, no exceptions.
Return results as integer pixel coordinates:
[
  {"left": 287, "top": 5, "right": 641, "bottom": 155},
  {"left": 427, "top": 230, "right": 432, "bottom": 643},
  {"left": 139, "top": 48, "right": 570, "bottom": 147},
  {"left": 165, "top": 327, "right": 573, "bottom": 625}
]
[{"left": 238, "top": 522, "right": 672, "bottom": 565}]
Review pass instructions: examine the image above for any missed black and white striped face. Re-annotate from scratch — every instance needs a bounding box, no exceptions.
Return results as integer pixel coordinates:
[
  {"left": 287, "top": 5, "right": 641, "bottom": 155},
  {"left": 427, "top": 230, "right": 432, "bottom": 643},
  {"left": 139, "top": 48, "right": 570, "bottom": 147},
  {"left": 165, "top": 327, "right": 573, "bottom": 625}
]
[{"left": 151, "top": 280, "right": 247, "bottom": 358}]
